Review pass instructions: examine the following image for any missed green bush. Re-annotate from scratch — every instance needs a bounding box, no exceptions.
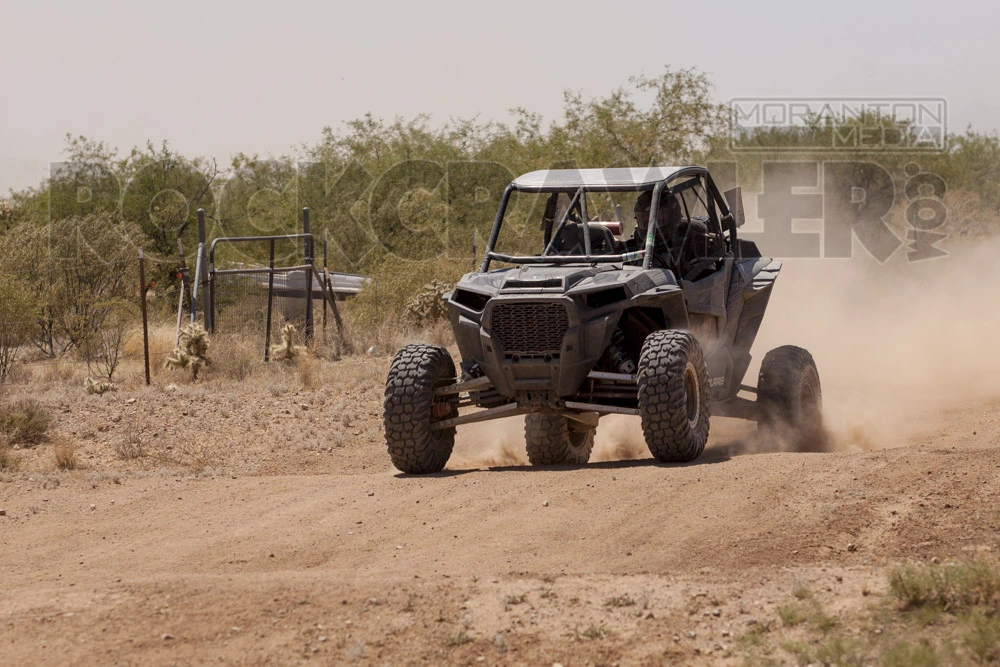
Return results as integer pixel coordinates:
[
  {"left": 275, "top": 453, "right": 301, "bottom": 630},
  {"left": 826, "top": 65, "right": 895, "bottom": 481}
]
[
  {"left": 0, "top": 278, "right": 36, "bottom": 382},
  {"left": 889, "top": 560, "right": 1000, "bottom": 612},
  {"left": 346, "top": 257, "right": 465, "bottom": 332},
  {"left": 1, "top": 214, "right": 149, "bottom": 359}
]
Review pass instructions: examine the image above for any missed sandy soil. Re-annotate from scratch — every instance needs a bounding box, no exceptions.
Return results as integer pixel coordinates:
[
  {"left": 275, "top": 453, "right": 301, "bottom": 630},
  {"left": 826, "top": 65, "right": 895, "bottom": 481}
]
[{"left": 2, "top": 245, "right": 1000, "bottom": 665}]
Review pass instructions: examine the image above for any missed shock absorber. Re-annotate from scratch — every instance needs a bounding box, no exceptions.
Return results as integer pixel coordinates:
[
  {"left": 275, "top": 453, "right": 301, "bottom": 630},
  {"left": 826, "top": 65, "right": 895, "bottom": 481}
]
[{"left": 606, "top": 329, "right": 636, "bottom": 374}]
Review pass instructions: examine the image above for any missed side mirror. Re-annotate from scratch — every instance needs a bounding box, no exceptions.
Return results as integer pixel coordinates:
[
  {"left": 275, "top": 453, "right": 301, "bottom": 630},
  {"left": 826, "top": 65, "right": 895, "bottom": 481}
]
[{"left": 724, "top": 187, "right": 746, "bottom": 228}]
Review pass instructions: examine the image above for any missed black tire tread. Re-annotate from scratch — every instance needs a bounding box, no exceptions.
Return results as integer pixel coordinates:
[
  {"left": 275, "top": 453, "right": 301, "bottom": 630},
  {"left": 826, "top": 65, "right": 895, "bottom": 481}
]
[
  {"left": 383, "top": 344, "right": 457, "bottom": 474},
  {"left": 757, "top": 345, "right": 825, "bottom": 448},
  {"left": 637, "top": 330, "right": 710, "bottom": 462},
  {"left": 524, "top": 414, "right": 594, "bottom": 465}
]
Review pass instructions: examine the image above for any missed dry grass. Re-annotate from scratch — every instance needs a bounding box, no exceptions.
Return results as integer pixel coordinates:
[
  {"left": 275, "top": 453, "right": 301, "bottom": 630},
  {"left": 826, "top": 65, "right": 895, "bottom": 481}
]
[
  {"left": 0, "top": 435, "right": 21, "bottom": 472},
  {"left": 212, "top": 333, "right": 263, "bottom": 382},
  {"left": 341, "top": 308, "right": 455, "bottom": 357},
  {"left": 155, "top": 439, "right": 222, "bottom": 473},
  {"left": 737, "top": 561, "right": 1000, "bottom": 666},
  {"left": 889, "top": 560, "right": 1000, "bottom": 612},
  {"left": 115, "top": 413, "right": 146, "bottom": 460},
  {"left": 53, "top": 441, "right": 79, "bottom": 470},
  {"left": 122, "top": 322, "right": 176, "bottom": 361},
  {"left": 0, "top": 398, "right": 52, "bottom": 446},
  {"left": 963, "top": 609, "right": 1000, "bottom": 664},
  {"left": 2, "top": 362, "right": 33, "bottom": 385},
  {"left": 295, "top": 355, "right": 318, "bottom": 389},
  {"left": 36, "top": 361, "right": 80, "bottom": 385},
  {"left": 603, "top": 594, "right": 636, "bottom": 608}
]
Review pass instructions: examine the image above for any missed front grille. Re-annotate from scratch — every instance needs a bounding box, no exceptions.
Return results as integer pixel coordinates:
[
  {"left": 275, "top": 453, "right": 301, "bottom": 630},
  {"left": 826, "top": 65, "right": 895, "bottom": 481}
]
[{"left": 490, "top": 302, "right": 569, "bottom": 354}]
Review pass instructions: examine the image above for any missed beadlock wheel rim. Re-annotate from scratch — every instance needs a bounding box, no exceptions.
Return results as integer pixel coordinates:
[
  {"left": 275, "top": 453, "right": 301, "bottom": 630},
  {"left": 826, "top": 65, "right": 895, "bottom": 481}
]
[
  {"left": 800, "top": 379, "right": 820, "bottom": 423},
  {"left": 684, "top": 362, "right": 701, "bottom": 429}
]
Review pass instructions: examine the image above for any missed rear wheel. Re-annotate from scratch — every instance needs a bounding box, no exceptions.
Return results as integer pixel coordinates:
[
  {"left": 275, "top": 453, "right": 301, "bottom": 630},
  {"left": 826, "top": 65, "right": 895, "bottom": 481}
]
[
  {"left": 524, "top": 414, "right": 595, "bottom": 465},
  {"left": 383, "top": 344, "right": 458, "bottom": 474},
  {"left": 757, "top": 345, "right": 825, "bottom": 450},
  {"left": 637, "top": 330, "right": 710, "bottom": 462}
]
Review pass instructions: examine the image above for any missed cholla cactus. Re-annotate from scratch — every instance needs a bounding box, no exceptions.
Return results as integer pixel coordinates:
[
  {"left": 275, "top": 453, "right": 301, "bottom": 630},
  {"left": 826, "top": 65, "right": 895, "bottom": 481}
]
[
  {"left": 0, "top": 199, "right": 13, "bottom": 229},
  {"left": 406, "top": 279, "right": 451, "bottom": 325},
  {"left": 270, "top": 323, "right": 307, "bottom": 361},
  {"left": 165, "top": 322, "right": 210, "bottom": 380},
  {"left": 84, "top": 376, "right": 118, "bottom": 395}
]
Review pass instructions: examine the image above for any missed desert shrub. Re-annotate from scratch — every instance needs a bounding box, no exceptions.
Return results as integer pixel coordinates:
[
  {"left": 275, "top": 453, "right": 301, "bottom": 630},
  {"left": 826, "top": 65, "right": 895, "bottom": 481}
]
[
  {"left": 0, "top": 435, "right": 20, "bottom": 471},
  {"left": 0, "top": 277, "right": 36, "bottom": 382},
  {"left": 0, "top": 398, "right": 53, "bottom": 445},
  {"left": 889, "top": 560, "right": 1000, "bottom": 612},
  {"left": 213, "top": 334, "right": 261, "bottom": 381},
  {"left": 115, "top": 413, "right": 145, "bottom": 460},
  {"left": 346, "top": 256, "right": 464, "bottom": 338},
  {"left": 0, "top": 198, "right": 14, "bottom": 233},
  {"left": 53, "top": 441, "right": 79, "bottom": 470},
  {"left": 38, "top": 361, "right": 79, "bottom": 385},
  {"left": 80, "top": 301, "right": 135, "bottom": 382},
  {"left": 0, "top": 214, "right": 150, "bottom": 358},
  {"left": 881, "top": 639, "right": 943, "bottom": 667},
  {"left": 941, "top": 188, "right": 1000, "bottom": 241},
  {"left": 295, "top": 355, "right": 318, "bottom": 389}
]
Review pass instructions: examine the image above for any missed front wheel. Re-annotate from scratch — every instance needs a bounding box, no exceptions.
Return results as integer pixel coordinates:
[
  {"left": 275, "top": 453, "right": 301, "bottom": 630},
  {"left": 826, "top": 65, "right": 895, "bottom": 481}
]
[
  {"left": 637, "top": 330, "right": 710, "bottom": 462},
  {"left": 524, "top": 414, "right": 595, "bottom": 465},
  {"left": 383, "top": 344, "right": 458, "bottom": 474}
]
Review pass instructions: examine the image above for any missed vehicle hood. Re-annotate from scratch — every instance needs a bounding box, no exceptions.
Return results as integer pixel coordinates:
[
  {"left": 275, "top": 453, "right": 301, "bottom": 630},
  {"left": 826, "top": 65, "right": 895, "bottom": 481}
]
[{"left": 455, "top": 264, "right": 675, "bottom": 296}]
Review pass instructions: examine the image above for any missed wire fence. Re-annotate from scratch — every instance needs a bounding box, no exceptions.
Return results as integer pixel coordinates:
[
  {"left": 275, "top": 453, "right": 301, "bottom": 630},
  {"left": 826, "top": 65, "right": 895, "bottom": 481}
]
[
  {"left": 0, "top": 256, "right": 178, "bottom": 383},
  {"left": 1, "top": 222, "right": 363, "bottom": 384},
  {"left": 206, "top": 230, "right": 359, "bottom": 359},
  {"left": 210, "top": 269, "right": 330, "bottom": 345}
]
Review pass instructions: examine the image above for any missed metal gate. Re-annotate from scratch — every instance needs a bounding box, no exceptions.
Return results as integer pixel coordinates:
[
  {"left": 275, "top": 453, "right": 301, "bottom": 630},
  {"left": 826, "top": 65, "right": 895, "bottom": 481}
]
[{"left": 202, "top": 208, "right": 363, "bottom": 360}]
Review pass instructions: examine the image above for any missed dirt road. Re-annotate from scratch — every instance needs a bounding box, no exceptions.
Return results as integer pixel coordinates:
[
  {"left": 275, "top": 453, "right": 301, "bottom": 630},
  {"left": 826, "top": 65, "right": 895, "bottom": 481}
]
[
  {"left": 2, "top": 386, "right": 999, "bottom": 665},
  {"left": 3, "top": 246, "right": 1000, "bottom": 665}
]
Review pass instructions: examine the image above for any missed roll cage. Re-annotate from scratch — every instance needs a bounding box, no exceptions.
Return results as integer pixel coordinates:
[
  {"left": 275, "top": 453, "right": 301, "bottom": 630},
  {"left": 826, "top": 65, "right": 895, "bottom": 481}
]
[{"left": 480, "top": 166, "right": 741, "bottom": 272}]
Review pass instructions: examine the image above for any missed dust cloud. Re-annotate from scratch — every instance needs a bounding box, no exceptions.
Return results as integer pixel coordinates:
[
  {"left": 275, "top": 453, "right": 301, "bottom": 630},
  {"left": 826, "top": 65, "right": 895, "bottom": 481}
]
[
  {"left": 451, "top": 416, "right": 528, "bottom": 468},
  {"left": 751, "top": 237, "right": 1000, "bottom": 452}
]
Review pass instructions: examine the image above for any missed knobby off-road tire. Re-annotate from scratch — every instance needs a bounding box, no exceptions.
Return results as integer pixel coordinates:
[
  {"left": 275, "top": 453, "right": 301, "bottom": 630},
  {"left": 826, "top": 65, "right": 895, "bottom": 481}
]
[
  {"left": 757, "top": 345, "right": 825, "bottom": 451},
  {"left": 383, "top": 344, "right": 458, "bottom": 474},
  {"left": 524, "top": 414, "right": 595, "bottom": 465},
  {"left": 637, "top": 330, "right": 710, "bottom": 462}
]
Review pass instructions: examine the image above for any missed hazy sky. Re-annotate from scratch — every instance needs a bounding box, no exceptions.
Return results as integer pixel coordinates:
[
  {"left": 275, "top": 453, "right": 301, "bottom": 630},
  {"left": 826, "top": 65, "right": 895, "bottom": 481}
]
[{"left": 2, "top": 0, "right": 998, "bottom": 193}]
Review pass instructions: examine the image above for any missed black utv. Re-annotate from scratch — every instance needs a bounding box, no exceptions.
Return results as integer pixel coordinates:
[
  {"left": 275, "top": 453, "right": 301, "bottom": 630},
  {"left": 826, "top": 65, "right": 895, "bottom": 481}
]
[{"left": 384, "top": 167, "right": 822, "bottom": 473}]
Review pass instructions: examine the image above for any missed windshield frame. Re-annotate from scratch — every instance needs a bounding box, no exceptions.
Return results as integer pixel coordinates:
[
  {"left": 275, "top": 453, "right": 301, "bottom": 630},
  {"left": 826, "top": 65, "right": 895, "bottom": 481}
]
[{"left": 480, "top": 166, "right": 734, "bottom": 271}]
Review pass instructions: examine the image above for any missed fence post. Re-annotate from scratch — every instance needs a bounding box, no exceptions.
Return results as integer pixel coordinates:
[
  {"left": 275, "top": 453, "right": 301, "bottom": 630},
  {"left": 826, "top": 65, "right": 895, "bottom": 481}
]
[
  {"left": 264, "top": 239, "right": 276, "bottom": 362},
  {"left": 138, "top": 249, "right": 151, "bottom": 385},
  {"left": 302, "top": 207, "right": 314, "bottom": 343},
  {"left": 322, "top": 229, "right": 328, "bottom": 339},
  {"left": 198, "top": 208, "right": 211, "bottom": 329},
  {"left": 191, "top": 241, "right": 203, "bottom": 325},
  {"left": 324, "top": 268, "right": 347, "bottom": 349}
]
